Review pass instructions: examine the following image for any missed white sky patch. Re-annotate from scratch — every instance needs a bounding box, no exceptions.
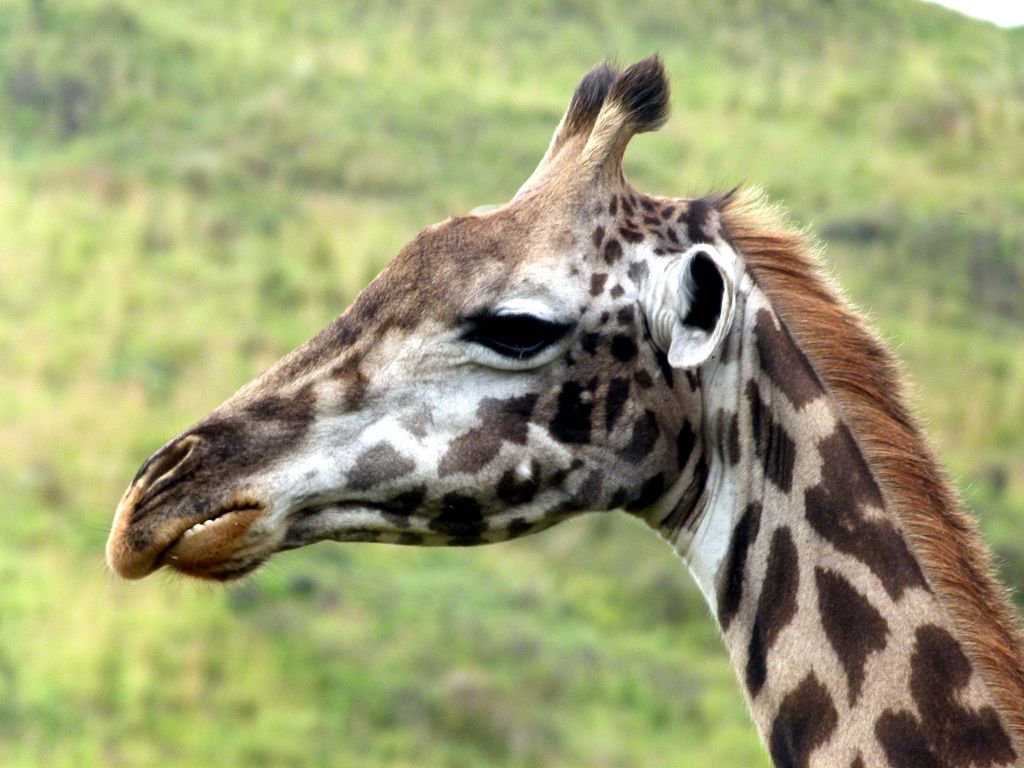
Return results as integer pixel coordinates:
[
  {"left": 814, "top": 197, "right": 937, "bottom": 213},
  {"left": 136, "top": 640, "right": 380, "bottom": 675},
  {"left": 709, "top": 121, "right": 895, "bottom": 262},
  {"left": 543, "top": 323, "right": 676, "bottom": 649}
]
[{"left": 924, "top": 0, "right": 1024, "bottom": 27}]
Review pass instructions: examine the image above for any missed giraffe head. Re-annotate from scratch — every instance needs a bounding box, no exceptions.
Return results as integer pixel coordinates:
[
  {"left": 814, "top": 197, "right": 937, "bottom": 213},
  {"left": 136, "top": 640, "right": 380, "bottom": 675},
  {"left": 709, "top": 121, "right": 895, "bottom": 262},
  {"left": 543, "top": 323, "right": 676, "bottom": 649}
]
[{"left": 107, "top": 56, "right": 739, "bottom": 581}]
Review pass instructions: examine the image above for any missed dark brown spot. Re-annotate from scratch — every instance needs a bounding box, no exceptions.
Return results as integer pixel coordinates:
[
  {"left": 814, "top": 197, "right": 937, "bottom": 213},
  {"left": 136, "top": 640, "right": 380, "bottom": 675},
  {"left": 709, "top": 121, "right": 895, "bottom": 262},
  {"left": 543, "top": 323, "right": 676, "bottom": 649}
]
[
  {"left": 605, "top": 377, "right": 630, "bottom": 432},
  {"left": 603, "top": 239, "right": 623, "bottom": 264},
  {"left": 634, "top": 369, "right": 653, "bottom": 389},
  {"left": 746, "top": 526, "right": 799, "bottom": 697},
  {"left": 348, "top": 443, "right": 415, "bottom": 490},
  {"left": 805, "top": 424, "right": 928, "bottom": 600},
  {"left": 675, "top": 421, "right": 695, "bottom": 470},
  {"left": 590, "top": 273, "right": 608, "bottom": 296},
  {"left": 331, "top": 363, "right": 368, "bottom": 411},
  {"left": 727, "top": 412, "right": 741, "bottom": 465},
  {"left": 717, "top": 502, "right": 762, "bottom": 632},
  {"left": 755, "top": 309, "right": 823, "bottom": 409},
  {"left": 815, "top": 568, "right": 889, "bottom": 705},
  {"left": 747, "top": 381, "right": 796, "bottom": 493},
  {"left": 438, "top": 395, "right": 539, "bottom": 476},
  {"left": 609, "top": 284, "right": 624, "bottom": 299},
  {"left": 620, "top": 227, "right": 644, "bottom": 244},
  {"left": 496, "top": 459, "right": 541, "bottom": 505},
  {"left": 592, "top": 225, "right": 605, "bottom": 249},
  {"left": 685, "top": 197, "right": 716, "bottom": 243},
  {"left": 768, "top": 673, "right": 838, "bottom": 768},
  {"left": 380, "top": 486, "right": 426, "bottom": 518},
  {"left": 616, "top": 305, "right": 635, "bottom": 325},
  {"left": 429, "top": 493, "right": 485, "bottom": 539},
  {"left": 622, "top": 259, "right": 647, "bottom": 286},
  {"left": 611, "top": 334, "right": 637, "bottom": 362},
  {"left": 550, "top": 380, "right": 595, "bottom": 444},
  {"left": 875, "top": 624, "right": 1016, "bottom": 766},
  {"left": 608, "top": 197, "right": 618, "bottom": 216},
  {"left": 580, "top": 332, "right": 600, "bottom": 355},
  {"left": 618, "top": 410, "right": 661, "bottom": 463}
]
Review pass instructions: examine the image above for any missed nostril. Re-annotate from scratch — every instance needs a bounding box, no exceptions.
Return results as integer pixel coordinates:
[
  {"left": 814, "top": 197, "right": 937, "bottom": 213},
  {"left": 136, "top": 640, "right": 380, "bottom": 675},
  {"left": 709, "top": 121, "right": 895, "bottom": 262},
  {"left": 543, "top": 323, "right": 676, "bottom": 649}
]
[{"left": 135, "top": 434, "right": 202, "bottom": 495}]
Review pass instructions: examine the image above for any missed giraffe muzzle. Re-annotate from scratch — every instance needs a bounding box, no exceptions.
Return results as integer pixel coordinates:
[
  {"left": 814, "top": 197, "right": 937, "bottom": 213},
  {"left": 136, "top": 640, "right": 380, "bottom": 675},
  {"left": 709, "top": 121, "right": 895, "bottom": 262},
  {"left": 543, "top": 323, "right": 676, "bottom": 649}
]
[{"left": 106, "top": 434, "right": 273, "bottom": 580}]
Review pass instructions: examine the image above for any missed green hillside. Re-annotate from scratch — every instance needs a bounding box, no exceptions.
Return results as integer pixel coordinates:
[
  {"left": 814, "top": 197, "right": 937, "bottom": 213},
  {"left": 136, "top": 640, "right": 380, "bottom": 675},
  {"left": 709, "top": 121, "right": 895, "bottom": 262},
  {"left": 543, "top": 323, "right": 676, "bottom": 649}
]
[{"left": 1, "top": 1, "right": 1022, "bottom": 766}]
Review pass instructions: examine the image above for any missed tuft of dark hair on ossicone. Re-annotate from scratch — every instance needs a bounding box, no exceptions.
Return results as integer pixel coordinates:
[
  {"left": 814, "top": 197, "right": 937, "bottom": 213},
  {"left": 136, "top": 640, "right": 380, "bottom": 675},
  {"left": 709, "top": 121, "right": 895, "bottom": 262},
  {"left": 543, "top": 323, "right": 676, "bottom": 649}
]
[
  {"left": 562, "top": 60, "right": 620, "bottom": 137},
  {"left": 607, "top": 54, "right": 670, "bottom": 134}
]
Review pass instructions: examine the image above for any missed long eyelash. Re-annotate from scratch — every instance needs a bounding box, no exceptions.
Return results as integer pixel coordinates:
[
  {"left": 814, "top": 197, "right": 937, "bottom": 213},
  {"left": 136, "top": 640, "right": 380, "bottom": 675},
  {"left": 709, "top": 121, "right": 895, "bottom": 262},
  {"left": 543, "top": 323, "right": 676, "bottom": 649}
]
[{"left": 462, "top": 314, "right": 572, "bottom": 360}]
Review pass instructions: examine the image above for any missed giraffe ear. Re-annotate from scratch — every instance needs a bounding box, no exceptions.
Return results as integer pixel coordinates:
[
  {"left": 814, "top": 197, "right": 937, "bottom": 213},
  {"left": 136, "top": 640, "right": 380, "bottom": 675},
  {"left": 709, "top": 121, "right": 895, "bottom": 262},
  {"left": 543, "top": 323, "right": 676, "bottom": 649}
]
[{"left": 642, "top": 244, "right": 737, "bottom": 370}]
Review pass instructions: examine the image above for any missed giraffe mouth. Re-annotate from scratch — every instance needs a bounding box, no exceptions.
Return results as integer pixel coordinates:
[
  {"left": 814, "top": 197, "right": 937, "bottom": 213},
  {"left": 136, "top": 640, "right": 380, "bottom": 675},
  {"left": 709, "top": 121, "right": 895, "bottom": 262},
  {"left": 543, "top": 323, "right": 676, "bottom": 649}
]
[{"left": 156, "top": 504, "right": 269, "bottom": 580}]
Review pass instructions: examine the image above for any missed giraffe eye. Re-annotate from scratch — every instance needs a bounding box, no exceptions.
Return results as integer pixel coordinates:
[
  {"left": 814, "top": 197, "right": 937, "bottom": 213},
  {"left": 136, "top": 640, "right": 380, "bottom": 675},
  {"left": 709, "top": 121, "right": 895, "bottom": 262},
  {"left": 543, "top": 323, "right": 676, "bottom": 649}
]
[{"left": 462, "top": 313, "right": 573, "bottom": 360}]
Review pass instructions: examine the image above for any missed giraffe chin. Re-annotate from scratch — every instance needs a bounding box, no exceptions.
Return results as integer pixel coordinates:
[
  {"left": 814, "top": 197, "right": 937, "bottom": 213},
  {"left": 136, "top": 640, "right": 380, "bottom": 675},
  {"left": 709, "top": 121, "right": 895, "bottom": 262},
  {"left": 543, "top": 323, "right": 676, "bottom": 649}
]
[{"left": 156, "top": 506, "right": 269, "bottom": 581}]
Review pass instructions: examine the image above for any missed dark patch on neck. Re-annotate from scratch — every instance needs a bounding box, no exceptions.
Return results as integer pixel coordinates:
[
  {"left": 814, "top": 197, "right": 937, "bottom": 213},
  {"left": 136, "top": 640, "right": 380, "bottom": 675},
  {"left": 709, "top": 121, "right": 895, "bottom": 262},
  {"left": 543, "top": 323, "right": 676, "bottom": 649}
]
[
  {"left": 746, "top": 381, "right": 796, "bottom": 493},
  {"left": 814, "top": 567, "right": 889, "bottom": 706},
  {"left": 717, "top": 502, "right": 762, "bottom": 633},
  {"left": 768, "top": 673, "right": 838, "bottom": 768},
  {"left": 754, "top": 309, "right": 824, "bottom": 409},
  {"left": 657, "top": 452, "right": 708, "bottom": 534},
  {"left": 746, "top": 526, "right": 799, "bottom": 697},
  {"left": 675, "top": 420, "right": 696, "bottom": 471},
  {"left": 875, "top": 624, "right": 1016, "bottom": 767},
  {"left": 726, "top": 411, "right": 741, "bottom": 465},
  {"left": 804, "top": 423, "right": 928, "bottom": 600}
]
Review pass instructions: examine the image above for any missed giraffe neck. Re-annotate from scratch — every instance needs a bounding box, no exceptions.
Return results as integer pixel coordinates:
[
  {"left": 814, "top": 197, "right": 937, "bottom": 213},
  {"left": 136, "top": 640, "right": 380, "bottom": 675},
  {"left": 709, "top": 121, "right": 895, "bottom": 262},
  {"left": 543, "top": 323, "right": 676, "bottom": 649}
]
[{"left": 657, "top": 281, "right": 1019, "bottom": 767}]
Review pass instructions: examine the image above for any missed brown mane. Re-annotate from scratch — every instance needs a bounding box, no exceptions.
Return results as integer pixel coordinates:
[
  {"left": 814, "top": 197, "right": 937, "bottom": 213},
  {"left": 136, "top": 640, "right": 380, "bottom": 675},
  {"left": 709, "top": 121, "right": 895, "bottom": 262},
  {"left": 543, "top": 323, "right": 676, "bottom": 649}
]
[{"left": 719, "top": 188, "right": 1024, "bottom": 740}]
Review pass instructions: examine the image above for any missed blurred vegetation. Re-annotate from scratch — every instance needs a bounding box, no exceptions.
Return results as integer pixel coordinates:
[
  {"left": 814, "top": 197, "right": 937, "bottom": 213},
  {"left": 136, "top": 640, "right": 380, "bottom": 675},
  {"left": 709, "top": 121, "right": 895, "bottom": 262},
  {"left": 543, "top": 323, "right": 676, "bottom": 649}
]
[{"left": 1, "top": 0, "right": 1022, "bottom": 765}]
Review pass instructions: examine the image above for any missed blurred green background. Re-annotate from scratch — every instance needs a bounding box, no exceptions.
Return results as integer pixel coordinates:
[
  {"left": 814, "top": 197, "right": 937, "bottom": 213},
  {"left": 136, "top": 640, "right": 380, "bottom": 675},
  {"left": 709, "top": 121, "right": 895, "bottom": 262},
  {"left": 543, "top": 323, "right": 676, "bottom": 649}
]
[{"left": 1, "top": 0, "right": 1022, "bottom": 765}]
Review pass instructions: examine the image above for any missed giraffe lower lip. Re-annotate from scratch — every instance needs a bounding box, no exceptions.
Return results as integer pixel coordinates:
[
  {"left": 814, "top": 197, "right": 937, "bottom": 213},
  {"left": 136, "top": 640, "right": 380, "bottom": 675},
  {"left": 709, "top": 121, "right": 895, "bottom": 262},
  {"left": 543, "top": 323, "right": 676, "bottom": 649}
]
[{"left": 158, "top": 506, "right": 266, "bottom": 579}]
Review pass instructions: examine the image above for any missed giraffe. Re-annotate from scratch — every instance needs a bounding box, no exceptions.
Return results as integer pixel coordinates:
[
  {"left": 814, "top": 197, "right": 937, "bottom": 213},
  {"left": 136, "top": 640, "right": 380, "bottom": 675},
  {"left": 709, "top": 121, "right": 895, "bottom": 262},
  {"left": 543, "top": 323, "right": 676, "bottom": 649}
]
[{"left": 106, "top": 57, "right": 1024, "bottom": 766}]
